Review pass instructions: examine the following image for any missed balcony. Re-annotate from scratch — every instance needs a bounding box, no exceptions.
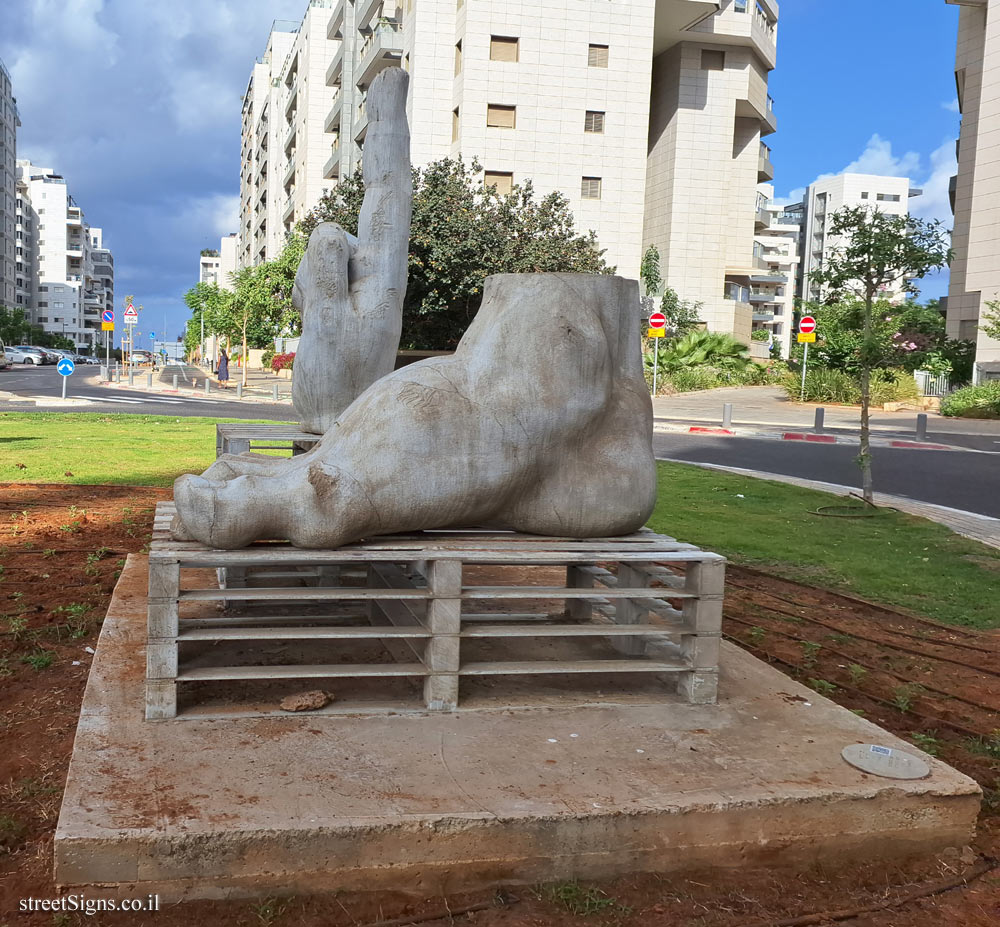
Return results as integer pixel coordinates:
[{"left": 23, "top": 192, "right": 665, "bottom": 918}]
[
  {"left": 749, "top": 289, "right": 777, "bottom": 303},
  {"left": 356, "top": 0, "right": 382, "bottom": 30},
  {"left": 752, "top": 311, "right": 776, "bottom": 323},
  {"left": 754, "top": 200, "right": 770, "bottom": 229},
  {"left": 324, "top": 88, "right": 343, "bottom": 133},
  {"left": 326, "top": 43, "right": 344, "bottom": 86},
  {"left": 763, "top": 93, "right": 777, "bottom": 135},
  {"left": 284, "top": 121, "right": 296, "bottom": 155},
  {"left": 282, "top": 197, "right": 295, "bottom": 223},
  {"left": 356, "top": 20, "right": 403, "bottom": 88},
  {"left": 750, "top": 272, "right": 787, "bottom": 285},
  {"left": 323, "top": 139, "right": 341, "bottom": 179},
  {"left": 282, "top": 156, "right": 296, "bottom": 189},
  {"left": 354, "top": 97, "right": 370, "bottom": 142},
  {"left": 327, "top": 0, "right": 345, "bottom": 38},
  {"left": 758, "top": 142, "right": 773, "bottom": 182},
  {"left": 284, "top": 82, "right": 298, "bottom": 120},
  {"left": 724, "top": 282, "right": 750, "bottom": 303}
]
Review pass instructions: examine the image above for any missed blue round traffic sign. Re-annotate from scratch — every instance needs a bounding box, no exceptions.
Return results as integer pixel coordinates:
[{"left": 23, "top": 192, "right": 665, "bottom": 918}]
[
  {"left": 102, "top": 309, "right": 114, "bottom": 323},
  {"left": 57, "top": 358, "right": 75, "bottom": 376}
]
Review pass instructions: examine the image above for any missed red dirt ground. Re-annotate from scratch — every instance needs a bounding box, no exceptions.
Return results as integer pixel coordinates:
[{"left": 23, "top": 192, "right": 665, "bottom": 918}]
[{"left": 0, "top": 483, "right": 998, "bottom": 926}]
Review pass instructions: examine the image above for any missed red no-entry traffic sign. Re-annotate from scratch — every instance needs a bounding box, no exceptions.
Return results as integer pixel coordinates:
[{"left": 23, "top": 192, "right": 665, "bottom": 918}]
[
  {"left": 649, "top": 312, "right": 667, "bottom": 330},
  {"left": 799, "top": 315, "right": 817, "bottom": 334}
]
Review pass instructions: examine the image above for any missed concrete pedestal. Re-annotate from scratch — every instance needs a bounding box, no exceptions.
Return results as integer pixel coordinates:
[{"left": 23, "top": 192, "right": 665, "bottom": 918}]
[{"left": 54, "top": 555, "right": 981, "bottom": 901}]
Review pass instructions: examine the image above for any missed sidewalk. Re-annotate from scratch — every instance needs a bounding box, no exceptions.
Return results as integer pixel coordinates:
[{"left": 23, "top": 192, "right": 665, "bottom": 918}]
[
  {"left": 653, "top": 386, "right": 1000, "bottom": 451},
  {"left": 102, "top": 364, "right": 292, "bottom": 403},
  {"left": 665, "top": 459, "right": 1000, "bottom": 551}
]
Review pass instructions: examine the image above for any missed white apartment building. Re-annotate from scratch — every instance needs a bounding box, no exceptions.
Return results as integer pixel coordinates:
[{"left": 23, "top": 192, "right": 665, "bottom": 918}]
[
  {"left": 944, "top": 0, "right": 1000, "bottom": 380},
  {"left": 1, "top": 57, "right": 19, "bottom": 311},
  {"left": 745, "top": 183, "right": 797, "bottom": 357},
  {"left": 198, "top": 233, "right": 239, "bottom": 289},
  {"left": 15, "top": 160, "right": 113, "bottom": 350},
  {"left": 238, "top": 0, "right": 780, "bottom": 321},
  {"left": 799, "top": 172, "right": 917, "bottom": 304}
]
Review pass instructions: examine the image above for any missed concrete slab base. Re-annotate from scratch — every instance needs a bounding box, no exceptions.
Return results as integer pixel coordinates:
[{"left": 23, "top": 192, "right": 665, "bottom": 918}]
[{"left": 54, "top": 555, "right": 981, "bottom": 901}]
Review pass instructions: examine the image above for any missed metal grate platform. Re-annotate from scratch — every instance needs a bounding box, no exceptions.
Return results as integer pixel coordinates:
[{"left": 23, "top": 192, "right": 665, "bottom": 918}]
[{"left": 147, "top": 501, "right": 724, "bottom": 719}]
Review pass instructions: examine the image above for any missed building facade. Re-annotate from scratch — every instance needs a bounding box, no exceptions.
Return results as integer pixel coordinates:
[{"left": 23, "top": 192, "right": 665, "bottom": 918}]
[
  {"left": 798, "top": 172, "right": 917, "bottom": 304},
  {"left": 238, "top": 0, "right": 781, "bottom": 334},
  {"left": 1, "top": 57, "right": 19, "bottom": 312},
  {"left": 15, "top": 160, "right": 114, "bottom": 350},
  {"left": 944, "top": 0, "right": 1000, "bottom": 380},
  {"left": 746, "top": 183, "right": 797, "bottom": 358}
]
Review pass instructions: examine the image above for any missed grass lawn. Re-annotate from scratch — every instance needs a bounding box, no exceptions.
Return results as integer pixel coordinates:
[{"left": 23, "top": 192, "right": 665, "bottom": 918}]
[
  {"left": 649, "top": 461, "right": 1000, "bottom": 629},
  {"left": 0, "top": 413, "right": 277, "bottom": 486},
  {"left": 1, "top": 414, "right": 996, "bottom": 628}
]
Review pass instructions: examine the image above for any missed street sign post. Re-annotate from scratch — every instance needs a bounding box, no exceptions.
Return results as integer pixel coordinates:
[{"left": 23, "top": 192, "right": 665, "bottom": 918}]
[
  {"left": 57, "top": 357, "right": 74, "bottom": 400},
  {"left": 101, "top": 309, "right": 114, "bottom": 369},
  {"left": 647, "top": 312, "right": 667, "bottom": 395},
  {"left": 798, "top": 316, "right": 817, "bottom": 400}
]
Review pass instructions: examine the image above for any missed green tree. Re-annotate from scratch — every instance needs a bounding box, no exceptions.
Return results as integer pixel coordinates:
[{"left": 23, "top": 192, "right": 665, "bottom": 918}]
[
  {"left": 659, "top": 287, "right": 702, "bottom": 337},
  {"left": 982, "top": 298, "right": 1000, "bottom": 343},
  {"left": 640, "top": 245, "right": 662, "bottom": 298},
  {"left": 182, "top": 282, "right": 231, "bottom": 362},
  {"left": 300, "top": 157, "right": 611, "bottom": 349},
  {"left": 808, "top": 207, "right": 951, "bottom": 503}
]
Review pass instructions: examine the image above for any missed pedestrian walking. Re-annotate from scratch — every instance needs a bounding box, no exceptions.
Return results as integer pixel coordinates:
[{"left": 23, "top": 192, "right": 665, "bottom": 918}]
[{"left": 217, "top": 347, "right": 230, "bottom": 389}]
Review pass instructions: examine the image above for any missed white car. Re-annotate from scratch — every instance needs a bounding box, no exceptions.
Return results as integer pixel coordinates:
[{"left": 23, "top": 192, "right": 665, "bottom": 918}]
[
  {"left": 7, "top": 345, "right": 47, "bottom": 365},
  {"left": 0, "top": 340, "right": 8, "bottom": 369}
]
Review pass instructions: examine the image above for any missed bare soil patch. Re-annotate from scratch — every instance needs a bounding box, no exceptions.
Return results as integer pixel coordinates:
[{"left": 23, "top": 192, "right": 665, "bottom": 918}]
[{"left": 1, "top": 483, "right": 998, "bottom": 926}]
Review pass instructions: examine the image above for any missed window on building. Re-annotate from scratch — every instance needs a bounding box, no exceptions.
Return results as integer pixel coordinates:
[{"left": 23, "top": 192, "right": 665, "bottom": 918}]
[
  {"left": 701, "top": 49, "right": 725, "bottom": 70},
  {"left": 860, "top": 192, "right": 869, "bottom": 199},
  {"left": 452, "top": 108, "right": 460, "bottom": 142},
  {"left": 584, "top": 110, "right": 605, "bottom": 133},
  {"left": 588, "top": 44, "right": 609, "bottom": 68},
  {"left": 454, "top": 40, "right": 462, "bottom": 75},
  {"left": 581, "top": 177, "right": 602, "bottom": 199},
  {"left": 486, "top": 104, "right": 516, "bottom": 129},
  {"left": 53, "top": 301, "right": 63, "bottom": 308},
  {"left": 490, "top": 36, "right": 519, "bottom": 62},
  {"left": 38, "top": 301, "right": 48, "bottom": 308},
  {"left": 484, "top": 171, "right": 513, "bottom": 196},
  {"left": 876, "top": 193, "right": 901, "bottom": 202},
  {"left": 733, "top": 0, "right": 748, "bottom": 11}
]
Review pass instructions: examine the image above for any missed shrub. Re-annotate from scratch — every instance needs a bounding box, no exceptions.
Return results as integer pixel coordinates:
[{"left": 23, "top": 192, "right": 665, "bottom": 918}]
[
  {"left": 271, "top": 351, "right": 295, "bottom": 373},
  {"left": 667, "top": 368, "right": 723, "bottom": 393},
  {"left": 261, "top": 348, "right": 275, "bottom": 370},
  {"left": 750, "top": 329, "right": 770, "bottom": 342},
  {"left": 786, "top": 367, "right": 919, "bottom": 405},
  {"left": 940, "top": 381, "right": 1000, "bottom": 419}
]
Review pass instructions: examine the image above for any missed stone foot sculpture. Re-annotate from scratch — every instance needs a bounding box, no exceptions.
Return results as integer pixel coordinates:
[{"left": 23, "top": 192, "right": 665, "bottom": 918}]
[
  {"left": 172, "top": 273, "right": 656, "bottom": 549},
  {"left": 291, "top": 66, "right": 412, "bottom": 434}
]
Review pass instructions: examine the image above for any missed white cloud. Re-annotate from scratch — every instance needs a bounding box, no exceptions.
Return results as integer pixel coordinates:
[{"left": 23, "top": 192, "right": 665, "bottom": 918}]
[{"left": 942, "top": 98, "right": 960, "bottom": 113}]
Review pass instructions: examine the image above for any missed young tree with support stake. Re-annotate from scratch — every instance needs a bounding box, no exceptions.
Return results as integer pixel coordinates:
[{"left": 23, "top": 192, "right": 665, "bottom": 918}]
[{"left": 808, "top": 207, "right": 951, "bottom": 505}]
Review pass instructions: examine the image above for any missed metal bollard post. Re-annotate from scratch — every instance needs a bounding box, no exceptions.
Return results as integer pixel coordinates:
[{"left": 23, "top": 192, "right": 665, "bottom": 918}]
[
  {"left": 204, "top": 378, "right": 211, "bottom": 396},
  {"left": 916, "top": 413, "right": 928, "bottom": 442},
  {"left": 236, "top": 383, "right": 242, "bottom": 399},
  {"left": 146, "top": 372, "right": 153, "bottom": 388},
  {"left": 128, "top": 369, "right": 134, "bottom": 387},
  {"left": 814, "top": 407, "right": 825, "bottom": 434},
  {"left": 722, "top": 403, "right": 733, "bottom": 428},
  {"left": 172, "top": 374, "right": 178, "bottom": 390},
  {"left": 272, "top": 383, "right": 279, "bottom": 401}
]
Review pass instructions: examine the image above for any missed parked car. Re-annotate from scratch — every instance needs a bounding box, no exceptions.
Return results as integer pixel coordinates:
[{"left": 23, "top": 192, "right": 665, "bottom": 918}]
[
  {"left": 27, "top": 346, "right": 59, "bottom": 364},
  {"left": 129, "top": 350, "right": 156, "bottom": 366},
  {"left": 75, "top": 354, "right": 100, "bottom": 365},
  {"left": 0, "top": 340, "right": 8, "bottom": 370},
  {"left": 7, "top": 345, "right": 48, "bottom": 365}
]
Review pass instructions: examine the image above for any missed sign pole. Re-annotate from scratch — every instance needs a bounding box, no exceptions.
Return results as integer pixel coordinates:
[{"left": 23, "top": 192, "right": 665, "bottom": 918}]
[
  {"left": 62, "top": 372, "right": 67, "bottom": 400},
  {"left": 800, "top": 340, "right": 809, "bottom": 401},
  {"left": 653, "top": 337, "right": 659, "bottom": 396}
]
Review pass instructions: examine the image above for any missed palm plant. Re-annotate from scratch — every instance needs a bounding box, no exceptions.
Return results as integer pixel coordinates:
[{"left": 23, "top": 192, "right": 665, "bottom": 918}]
[{"left": 658, "top": 331, "right": 752, "bottom": 372}]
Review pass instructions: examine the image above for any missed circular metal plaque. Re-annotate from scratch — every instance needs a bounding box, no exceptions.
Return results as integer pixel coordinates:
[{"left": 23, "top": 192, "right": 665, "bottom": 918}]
[{"left": 841, "top": 743, "right": 930, "bottom": 780}]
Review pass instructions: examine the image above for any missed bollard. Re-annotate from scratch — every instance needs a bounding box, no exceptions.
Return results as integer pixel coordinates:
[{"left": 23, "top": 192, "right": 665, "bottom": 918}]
[
  {"left": 146, "top": 372, "right": 153, "bottom": 388},
  {"left": 236, "top": 383, "right": 242, "bottom": 399},
  {"left": 128, "top": 369, "right": 134, "bottom": 387},
  {"left": 814, "top": 406, "right": 825, "bottom": 434},
  {"left": 172, "top": 374, "right": 178, "bottom": 390},
  {"left": 722, "top": 403, "right": 733, "bottom": 428},
  {"left": 272, "top": 383, "right": 279, "bottom": 401},
  {"left": 916, "top": 413, "right": 928, "bottom": 442},
  {"left": 204, "top": 378, "right": 211, "bottom": 396}
]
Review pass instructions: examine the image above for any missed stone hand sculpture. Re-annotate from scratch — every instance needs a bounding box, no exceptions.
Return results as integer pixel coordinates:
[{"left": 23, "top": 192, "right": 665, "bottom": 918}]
[
  {"left": 172, "top": 273, "right": 656, "bottom": 548},
  {"left": 291, "top": 67, "right": 412, "bottom": 434}
]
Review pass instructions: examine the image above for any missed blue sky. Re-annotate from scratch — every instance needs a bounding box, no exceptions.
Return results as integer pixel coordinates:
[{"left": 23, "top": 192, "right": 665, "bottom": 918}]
[{"left": 1, "top": 0, "right": 962, "bottom": 346}]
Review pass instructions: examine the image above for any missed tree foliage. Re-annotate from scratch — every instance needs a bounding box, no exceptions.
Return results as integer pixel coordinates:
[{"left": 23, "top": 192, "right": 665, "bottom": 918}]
[
  {"left": 300, "top": 158, "right": 612, "bottom": 349},
  {"left": 0, "top": 306, "right": 75, "bottom": 350},
  {"left": 658, "top": 331, "right": 752, "bottom": 372}
]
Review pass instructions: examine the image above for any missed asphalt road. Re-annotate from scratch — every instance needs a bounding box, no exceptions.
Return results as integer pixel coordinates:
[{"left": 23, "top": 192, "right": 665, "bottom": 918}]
[
  {"left": 0, "top": 364, "right": 297, "bottom": 420},
  {"left": 656, "top": 433, "right": 1000, "bottom": 518}
]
